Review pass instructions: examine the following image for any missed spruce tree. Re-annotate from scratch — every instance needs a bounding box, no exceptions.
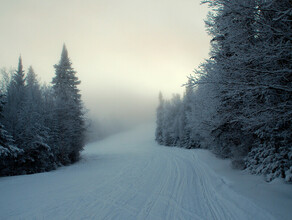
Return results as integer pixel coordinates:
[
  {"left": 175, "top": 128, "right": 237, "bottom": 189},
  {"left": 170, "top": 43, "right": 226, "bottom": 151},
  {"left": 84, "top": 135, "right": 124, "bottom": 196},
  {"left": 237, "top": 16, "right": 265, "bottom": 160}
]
[
  {"left": 155, "top": 92, "right": 164, "bottom": 145},
  {"left": 4, "top": 56, "right": 26, "bottom": 146},
  {"left": 0, "top": 93, "right": 23, "bottom": 176},
  {"left": 20, "top": 66, "right": 49, "bottom": 148},
  {"left": 52, "top": 44, "right": 85, "bottom": 164}
]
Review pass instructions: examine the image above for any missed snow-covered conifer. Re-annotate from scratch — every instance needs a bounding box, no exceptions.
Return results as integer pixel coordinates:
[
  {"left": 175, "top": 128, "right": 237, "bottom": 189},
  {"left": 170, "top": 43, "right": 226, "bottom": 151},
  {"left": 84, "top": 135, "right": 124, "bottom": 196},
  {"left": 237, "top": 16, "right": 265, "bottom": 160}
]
[
  {"left": 52, "top": 44, "right": 85, "bottom": 164},
  {"left": 0, "top": 93, "right": 23, "bottom": 176},
  {"left": 3, "top": 56, "right": 26, "bottom": 146},
  {"left": 155, "top": 92, "right": 165, "bottom": 145}
]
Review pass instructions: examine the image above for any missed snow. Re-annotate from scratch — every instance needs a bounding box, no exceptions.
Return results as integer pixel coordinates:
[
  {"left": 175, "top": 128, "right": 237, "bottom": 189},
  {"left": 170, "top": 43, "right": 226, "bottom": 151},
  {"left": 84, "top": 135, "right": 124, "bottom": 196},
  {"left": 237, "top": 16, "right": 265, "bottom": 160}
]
[{"left": 0, "top": 123, "right": 291, "bottom": 219}]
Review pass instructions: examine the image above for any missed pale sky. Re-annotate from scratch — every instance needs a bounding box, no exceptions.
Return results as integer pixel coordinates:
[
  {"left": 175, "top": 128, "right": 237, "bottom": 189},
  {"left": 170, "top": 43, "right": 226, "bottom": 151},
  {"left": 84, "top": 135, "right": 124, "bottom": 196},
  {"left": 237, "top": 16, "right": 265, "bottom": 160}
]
[{"left": 0, "top": 0, "right": 210, "bottom": 126}]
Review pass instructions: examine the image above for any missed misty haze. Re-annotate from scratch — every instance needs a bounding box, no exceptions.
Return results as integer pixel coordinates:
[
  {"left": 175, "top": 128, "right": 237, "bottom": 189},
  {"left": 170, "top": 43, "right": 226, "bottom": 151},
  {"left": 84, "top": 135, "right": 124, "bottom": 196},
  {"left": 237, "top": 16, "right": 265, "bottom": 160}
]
[{"left": 0, "top": 0, "right": 291, "bottom": 219}]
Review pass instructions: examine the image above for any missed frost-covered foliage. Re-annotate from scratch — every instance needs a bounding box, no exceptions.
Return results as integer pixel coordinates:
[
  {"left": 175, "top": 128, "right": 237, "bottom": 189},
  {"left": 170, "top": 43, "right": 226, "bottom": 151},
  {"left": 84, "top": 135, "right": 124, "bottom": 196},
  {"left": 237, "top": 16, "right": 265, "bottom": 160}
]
[
  {"left": 156, "top": 0, "right": 291, "bottom": 182},
  {"left": 0, "top": 93, "right": 23, "bottom": 176},
  {"left": 155, "top": 83, "right": 216, "bottom": 149},
  {"left": 155, "top": 93, "right": 182, "bottom": 146},
  {"left": 52, "top": 45, "right": 85, "bottom": 164},
  {"left": 0, "top": 45, "right": 86, "bottom": 176},
  {"left": 155, "top": 92, "right": 164, "bottom": 145}
]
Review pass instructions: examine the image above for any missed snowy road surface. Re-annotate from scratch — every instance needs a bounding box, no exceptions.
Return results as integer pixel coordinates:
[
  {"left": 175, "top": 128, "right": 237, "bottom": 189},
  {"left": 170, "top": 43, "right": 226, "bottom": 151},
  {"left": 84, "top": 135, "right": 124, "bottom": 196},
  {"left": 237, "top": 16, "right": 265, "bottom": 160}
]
[{"left": 0, "top": 124, "right": 291, "bottom": 220}]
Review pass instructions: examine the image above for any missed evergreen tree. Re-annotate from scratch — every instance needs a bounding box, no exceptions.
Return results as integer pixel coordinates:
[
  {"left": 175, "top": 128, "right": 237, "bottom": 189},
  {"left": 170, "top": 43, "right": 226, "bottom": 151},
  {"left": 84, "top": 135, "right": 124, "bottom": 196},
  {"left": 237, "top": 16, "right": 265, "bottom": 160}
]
[
  {"left": 0, "top": 68, "right": 13, "bottom": 94},
  {"left": 3, "top": 56, "right": 26, "bottom": 146},
  {"left": 179, "top": 79, "right": 196, "bottom": 148},
  {"left": 20, "top": 66, "right": 50, "bottom": 149},
  {"left": 0, "top": 93, "right": 23, "bottom": 176},
  {"left": 41, "top": 84, "right": 58, "bottom": 156},
  {"left": 52, "top": 44, "right": 85, "bottom": 164},
  {"left": 155, "top": 92, "right": 164, "bottom": 145}
]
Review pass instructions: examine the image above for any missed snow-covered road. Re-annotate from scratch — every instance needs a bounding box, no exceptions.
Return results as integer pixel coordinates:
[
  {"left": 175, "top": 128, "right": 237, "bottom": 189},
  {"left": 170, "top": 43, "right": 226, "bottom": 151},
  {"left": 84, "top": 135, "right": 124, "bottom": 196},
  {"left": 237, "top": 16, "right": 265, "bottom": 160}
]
[{"left": 0, "top": 124, "right": 291, "bottom": 219}]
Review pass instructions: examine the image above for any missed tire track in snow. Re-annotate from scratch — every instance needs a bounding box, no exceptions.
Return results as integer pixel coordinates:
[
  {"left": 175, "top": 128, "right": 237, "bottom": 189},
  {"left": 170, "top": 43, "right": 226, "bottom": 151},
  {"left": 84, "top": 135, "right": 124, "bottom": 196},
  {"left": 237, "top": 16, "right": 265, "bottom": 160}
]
[
  {"left": 192, "top": 153, "right": 275, "bottom": 220},
  {"left": 0, "top": 124, "right": 277, "bottom": 220},
  {"left": 135, "top": 153, "right": 171, "bottom": 220},
  {"left": 163, "top": 153, "right": 202, "bottom": 220}
]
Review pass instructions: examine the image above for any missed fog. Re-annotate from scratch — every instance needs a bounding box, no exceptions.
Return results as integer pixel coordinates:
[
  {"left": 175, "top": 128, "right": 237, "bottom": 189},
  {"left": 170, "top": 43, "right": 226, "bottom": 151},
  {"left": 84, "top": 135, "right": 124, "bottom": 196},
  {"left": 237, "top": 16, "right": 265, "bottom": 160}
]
[{"left": 0, "top": 0, "right": 210, "bottom": 133}]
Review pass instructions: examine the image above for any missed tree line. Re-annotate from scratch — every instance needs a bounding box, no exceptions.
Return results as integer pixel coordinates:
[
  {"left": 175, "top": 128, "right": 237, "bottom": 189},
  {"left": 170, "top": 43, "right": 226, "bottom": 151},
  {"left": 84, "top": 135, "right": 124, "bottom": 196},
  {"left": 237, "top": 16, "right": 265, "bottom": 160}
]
[
  {"left": 0, "top": 45, "right": 86, "bottom": 176},
  {"left": 156, "top": 0, "right": 291, "bottom": 182}
]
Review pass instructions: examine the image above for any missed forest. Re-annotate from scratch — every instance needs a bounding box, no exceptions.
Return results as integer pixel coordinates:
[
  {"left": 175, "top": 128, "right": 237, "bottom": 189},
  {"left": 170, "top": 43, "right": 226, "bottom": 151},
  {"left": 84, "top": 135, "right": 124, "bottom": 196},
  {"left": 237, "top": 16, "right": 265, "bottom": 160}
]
[
  {"left": 0, "top": 1, "right": 291, "bottom": 219},
  {"left": 0, "top": 45, "right": 85, "bottom": 176},
  {"left": 155, "top": 0, "right": 292, "bottom": 182}
]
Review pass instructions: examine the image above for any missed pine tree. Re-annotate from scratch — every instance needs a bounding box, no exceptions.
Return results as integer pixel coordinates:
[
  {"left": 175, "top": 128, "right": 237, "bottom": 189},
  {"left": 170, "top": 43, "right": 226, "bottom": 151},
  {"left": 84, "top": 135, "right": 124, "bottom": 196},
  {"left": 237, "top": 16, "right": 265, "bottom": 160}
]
[
  {"left": 52, "top": 44, "right": 85, "bottom": 164},
  {"left": 0, "top": 68, "right": 13, "bottom": 94},
  {"left": 0, "top": 93, "right": 23, "bottom": 176},
  {"left": 20, "top": 66, "right": 50, "bottom": 149},
  {"left": 179, "top": 79, "right": 197, "bottom": 148},
  {"left": 3, "top": 56, "right": 26, "bottom": 146},
  {"left": 155, "top": 92, "right": 164, "bottom": 145}
]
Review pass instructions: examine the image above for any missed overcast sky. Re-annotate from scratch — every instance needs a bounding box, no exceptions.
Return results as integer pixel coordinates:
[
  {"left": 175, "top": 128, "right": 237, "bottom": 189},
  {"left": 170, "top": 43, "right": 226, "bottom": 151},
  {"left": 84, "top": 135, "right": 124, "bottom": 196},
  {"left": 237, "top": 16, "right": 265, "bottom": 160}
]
[{"left": 0, "top": 0, "right": 210, "bottom": 126}]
